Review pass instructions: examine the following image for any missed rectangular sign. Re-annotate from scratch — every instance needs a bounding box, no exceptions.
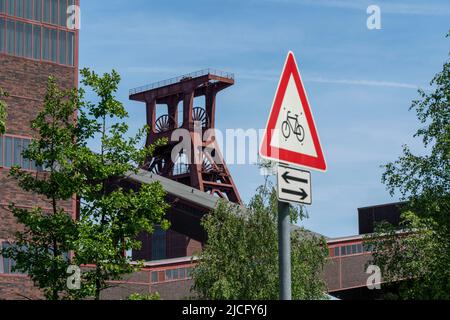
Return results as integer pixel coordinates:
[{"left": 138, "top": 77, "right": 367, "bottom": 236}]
[{"left": 277, "top": 163, "right": 312, "bottom": 205}]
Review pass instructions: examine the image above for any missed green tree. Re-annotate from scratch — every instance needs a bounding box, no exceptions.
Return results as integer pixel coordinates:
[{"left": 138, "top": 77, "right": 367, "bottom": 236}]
[
  {"left": 1, "top": 70, "right": 169, "bottom": 300},
  {"left": 192, "top": 182, "right": 328, "bottom": 300},
  {"left": 1, "top": 77, "right": 80, "bottom": 300},
  {"left": 365, "top": 33, "right": 449, "bottom": 299},
  {"left": 0, "top": 88, "right": 7, "bottom": 134},
  {"left": 71, "top": 68, "right": 169, "bottom": 300}
]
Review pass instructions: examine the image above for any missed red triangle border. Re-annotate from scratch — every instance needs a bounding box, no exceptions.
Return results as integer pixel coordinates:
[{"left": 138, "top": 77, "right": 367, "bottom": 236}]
[{"left": 260, "top": 52, "right": 327, "bottom": 172}]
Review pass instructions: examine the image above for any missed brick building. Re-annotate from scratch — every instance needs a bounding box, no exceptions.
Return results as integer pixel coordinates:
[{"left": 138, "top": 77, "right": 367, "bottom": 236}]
[
  {"left": 0, "top": 1, "right": 403, "bottom": 299},
  {"left": 0, "top": 0, "right": 79, "bottom": 299}
]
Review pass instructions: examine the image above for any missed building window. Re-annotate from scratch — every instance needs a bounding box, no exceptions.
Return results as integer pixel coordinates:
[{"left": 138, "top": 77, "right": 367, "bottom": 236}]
[
  {"left": 15, "top": 20, "right": 23, "bottom": 57},
  {"left": 67, "top": 30, "right": 73, "bottom": 65},
  {"left": 32, "top": 24, "right": 40, "bottom": 59},
  {"left": 58, "top": 0, "right": 66, "bottom": 27},
  {"left": 334, "top": 247, "right": 340, "bottom": 257},
  {"left": 0, "top": 17, "right": 5, "bottom": 53},
  {"left": 43, "top": 0, "right": 50, "bottom": 23},
  {"left": 4, "top": 136, "right": 12, "bottom": 167},
  {"left": 49, "top": 27, "right": 56, "bottom": 62},
  {"left": 151, "top": 271, "right": 158, "bottom": 283},
  {"left": 151, "top": 226, "right": 166, "bottom": 261},
  {"left": 58, "top": 28, "right": 65, "bottom": 64},
  {"left": 34, "top": 0, "right": 42, "bottom": 22},
  {"left": 16, "top": 0, "right": 23, "bottom": 18},
  {"left": 6, "top": 19, "right": 13, "bottom": 54},
  {"left": 1, "top": 242, "right": 18, "bottom": 274},
  {"left": 0, "top": 0, "right": 6, "bottom": 13},
  {"left": 24, "top": 21, "right": 31, "bottom": 57},
  {"left": 24, "top": 0, "right": 32, "bottom": 19},
  {"left": 357, "top": 244, "right": 363, "bottom": 254},
  {"left": 0, "top": 135, "right": 38, "bottom": 170},
  {"left": 50, "top": 0, "right": 57, "bottom": 24},
  {"left": 7, "top": 0, "right": 13, "bottom": 16}
]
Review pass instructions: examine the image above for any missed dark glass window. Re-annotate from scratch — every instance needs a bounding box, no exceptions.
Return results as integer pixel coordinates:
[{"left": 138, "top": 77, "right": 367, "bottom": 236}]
[
  {"left": 34, "top": 0, "right": 41, "bottom": 21},
  {"left": 151, "top": 226, "right": 166, "bottom": 261},
  {"left": 0, "top": 136, "right": 35, "bottom": 170},
  {"left": 50, "top": 0, "right": 57, "bottom": 24},
  {"left": 6, "top": 19, "right": 14, "bottom": 54},
  {"left": 334, "top": 247, "right": 340, "bottom": 257},
  {"left": 0, "top": 136, "right": 3, "bottom": 166},
  {"left": 151, "top": 271, "right": 158, "bottom": 283},
  {"left": 24, "top": 22, "right": 31, "bottom": 58},
  {"left": 340, "top": 246, "right": 346, "bottom": 256},
  {"left": 13, "top": 137, "right": 22, "bottom": 166},
  {"left": 7, "top": 0, "right": 14, "bottom": 16},
  {"left": 24, "top": 0, "right": 32, "bottom": 19},
  {"left": 357, "top": 244, "right": 363, "bottom": 254},
  {"left": 67, "top": 30, "right": 73, "bottom": 65},
  {"left": 16, "top": 0, "right": 23, "bottom": 17},
  {"left": 22, "top": 139, "right": 30, "bottom": 170},
  {"left": 0, "top": 0, "right": 5, "bottom": 13},
  {"left": 43, "top": 0, "right": 50, "bottom": 22},
  {"left": 50, "top": 27, "right": 56, "bottom": 62},
  {"left": 351, "top": 244, "right": 357, "bottom": 254},
  {"left": 58, "top": 28, "right": 65, "bottom": 64},
  {"left": 179, "top": 268, "right": 186, "bottom": 279},
  {"left": 59, "top": 0, "right": 66, "bottom": 27},
  {"left": 15, "top": 20, "right": 23, "bottom": 57},
  {"left": 4, "top": 136, "right": 12, "bottom": 167},
  {"left": 0, "top": 18, "right": 5, "bottom": 53},
  {"left": 186, "top": 267, "right": 192, "bottom": 277},
  {"left": 42, "top": 26, "right": 49, "bottom": 60},
  {"left": 32, "top": 24, "right": 40, "bottom": 59},
  {"left": 165, "top": 269, "right": 172, "bottom": 281},
  {"left": 1, "top": 243, "right": 23, "bottom": 274}
]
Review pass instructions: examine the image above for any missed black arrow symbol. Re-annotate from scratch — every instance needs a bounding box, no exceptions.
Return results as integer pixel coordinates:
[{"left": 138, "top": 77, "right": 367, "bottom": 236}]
[
  {"left": 282, "top": 171, "right": 308, "bottom": 185},
  {"left": 281, "top": 188, "right": 308, "bottom": 200}
]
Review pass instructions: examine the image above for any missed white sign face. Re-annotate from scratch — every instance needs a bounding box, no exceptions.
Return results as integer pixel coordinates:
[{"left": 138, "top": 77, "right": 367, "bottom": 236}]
[
  {"left": 269, "top": 75, "right": 318, "bottom": 158},
  {"left": 259, "top": 51, "right": 327, "bottom": 172},
  {"left": 277, "top": 164, "right": 312, "bottom": 205}
]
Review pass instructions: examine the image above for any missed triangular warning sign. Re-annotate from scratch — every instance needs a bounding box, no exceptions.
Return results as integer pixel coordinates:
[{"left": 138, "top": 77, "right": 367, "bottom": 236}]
[{"left": 260, "top": 51, "right": 327, "bottom": 172}]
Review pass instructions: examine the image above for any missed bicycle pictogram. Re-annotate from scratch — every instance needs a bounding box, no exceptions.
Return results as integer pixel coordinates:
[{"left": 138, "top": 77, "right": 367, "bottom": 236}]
[{"left": 282, "top": 111, "right": 305, "bottom": 143}]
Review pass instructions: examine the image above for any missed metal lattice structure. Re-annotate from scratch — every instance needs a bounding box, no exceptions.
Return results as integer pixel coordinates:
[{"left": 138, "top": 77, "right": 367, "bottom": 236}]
[{"left": 130, "top": 69, "right": 242, "bottom": 204}]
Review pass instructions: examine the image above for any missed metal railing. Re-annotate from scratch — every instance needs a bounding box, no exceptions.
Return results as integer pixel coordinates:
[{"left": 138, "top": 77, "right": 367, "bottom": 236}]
[{"left": 129, "top": 68, "right": 235, "bottom": 96}]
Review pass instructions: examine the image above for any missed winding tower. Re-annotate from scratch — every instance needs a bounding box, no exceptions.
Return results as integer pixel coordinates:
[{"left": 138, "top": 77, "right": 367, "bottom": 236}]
[{"left": 129, "top": 69, "right": 242, "bottom": 204}]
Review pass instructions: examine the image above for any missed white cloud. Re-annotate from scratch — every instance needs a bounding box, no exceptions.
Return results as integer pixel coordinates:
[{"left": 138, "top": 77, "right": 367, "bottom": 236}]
[
  {"left": 250, "top": 0, "right": 450, "bottom": 16},
  {"left": 236, "top": 69, "right": 422, "bottom": 89}
]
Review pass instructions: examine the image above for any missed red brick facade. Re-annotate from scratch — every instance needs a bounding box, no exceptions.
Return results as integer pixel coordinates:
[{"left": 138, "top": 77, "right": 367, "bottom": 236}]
[{"left": 0, "top": 5, "right": 78, "bottom": 299}]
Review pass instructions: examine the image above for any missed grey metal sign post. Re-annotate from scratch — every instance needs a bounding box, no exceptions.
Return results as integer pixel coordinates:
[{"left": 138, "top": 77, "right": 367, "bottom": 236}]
[
  {"left": 278, "top": 200, "right": 291, "bottom": 300},
  {"left": 277, "top": 164, "right": 312, "bottom": 300},
  {"left": 259, "top": 52, "right": 327, "bottom": 301}
]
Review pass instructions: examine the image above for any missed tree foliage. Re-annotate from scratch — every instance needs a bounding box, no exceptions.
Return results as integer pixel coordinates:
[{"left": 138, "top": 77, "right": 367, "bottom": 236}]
[
  {"left": 71, "top": 68, "right": 169, "bottom": 300},
  {"left": 192, "top": 183, "right": 328, "bottom": 300},
  {"left": 1, "top": 77, "right": 80, "bottom": 300},
  {"left": 366, "top": 33, "right": 450, "bottom": 299},
  {"left": 1, "top": 70, "right": 169, "bottom": 300},
  {"left": 0, "top": 87, "right": 7, "bottom": 134}
]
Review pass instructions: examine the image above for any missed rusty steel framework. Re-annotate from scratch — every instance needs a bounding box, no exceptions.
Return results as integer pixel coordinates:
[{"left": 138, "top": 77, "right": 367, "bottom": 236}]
[{"left": 130, "top": 69, "right": 242, "bottom": 204}]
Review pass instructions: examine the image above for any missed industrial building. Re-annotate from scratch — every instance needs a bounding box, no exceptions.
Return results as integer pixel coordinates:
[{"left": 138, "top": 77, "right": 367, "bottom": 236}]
[{"left": 0, "top": 0, "right": 403, "bottom": 300}]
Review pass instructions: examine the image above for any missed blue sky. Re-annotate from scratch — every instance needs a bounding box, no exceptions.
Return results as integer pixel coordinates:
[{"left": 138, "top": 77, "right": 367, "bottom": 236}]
[{"left": 79, "top": 0, "right": 449, "bottom": 238}]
